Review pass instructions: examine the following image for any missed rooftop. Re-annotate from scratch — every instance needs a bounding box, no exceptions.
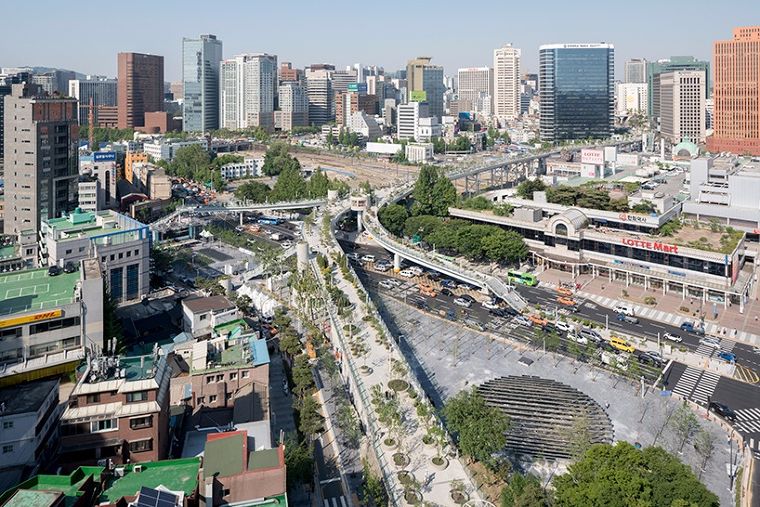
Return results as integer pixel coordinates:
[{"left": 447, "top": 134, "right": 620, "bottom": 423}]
[
  {"left": 0, "top": 466, "right": 103, "bottom": 507},
  {"left": 99, "top": 459, "right": 201, "bottom": 503},
  {"left": 182, "top": 295, "right": 235, "bottom": 314},
  {"left": 0, "top": 268, "right": 79, "bottom": 316},
  {"left": 203, "top": 431, "right": 245, "bottom": 479},
  {"left": 44, "top": 208, "right": 146, "bottom": 240},
  {"left": 0, "top": 379, "right": 57, "bottom": 416},
  {"left": 194, "top": 337, "right": 270, "bottom": 373}
]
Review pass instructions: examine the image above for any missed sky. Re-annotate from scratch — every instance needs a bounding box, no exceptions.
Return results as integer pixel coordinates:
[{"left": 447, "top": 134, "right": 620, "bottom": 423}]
[{"left": 2, "top": 0, "right": 758, "bottom": 81}]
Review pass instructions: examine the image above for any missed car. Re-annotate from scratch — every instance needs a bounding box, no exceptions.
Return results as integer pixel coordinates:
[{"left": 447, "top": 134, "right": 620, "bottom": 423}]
[
  {"left": 614, "top": 304, "right": 635, "bottom": 317},
  {"left": 580, "top": 328, "right": 602, "bottom": 342},
  {"left": 407, "top": 295, "right": 427, "bottom": 309},
  {"left": 663, "top": 332, "right": 682, "bottom": 343},
  {"left": 482, "top": 299, "right": 501, "bottom": 310},
  {"left": 399, "top": 268, "right": 416, "bottom": 278},
  {"left": 609, "top": 336, "right": 635, "bottom": 353},
  {"left": 347, "top": 252, "right": 360, "bottom": 261},
  {"left": 48, "top": 265, "right": 62, "bottom": 276},
  {"left": 489, "top": 308, "right": 507, "bottom": 318},
  {"left": 568, "top": 332, "right": 588, "bottom": 345},
  {"left": 556, "top": 287, "right": 573, "bottom": 297},
  {"left": 440, "top": 279, "right": 458, "bottom": 288},
  {"left": 408, "top": 266, "right": 424, "bottom": 276},
  {"left": 419, "top": 284, "right": 437, "bottom": 298},
  {"left": 753, "top": 346, "right": 760, "bottom": 354},
  {"left": 459, "top": 294, "right": 476, "bottom": 303},
  {"left": 528, "top": 314, "right": 548, "bottom": 327},
  {"left": 440, "top": 287, "right": 454, "bottom": 297},
  {"left": 555, "top": 321, "right": 573, "bottom": 333},
  {"left": 63, "top": 262, "right": 77, "bottom": 274},
  {"left": 379, "top": 280, "right": 396, "bottom": 289},
  {"left": 708, "top": 401, "right": 737, "bottom": 422},
  {"left": 699, "top": 336, "right": 721, "bottom": 349},
  {"left": 646, "top": 350, "right": 664, "bottom": 363},
  {"left": 453, "top": 297, "right": 472, "bottom": 308},
  {"left": 557, "top": 297, "right": 577, "bottom": 307},
  {"left": 425, "top": 270, "right": 441, "bottom": 281},
  {"left": 464, "top": 318, "right": 486, "bottom": 331},
  {"left": 361, "top": 254, "right": 376, "bottom": 263},
  {"left": 617, "top": 313, "right": 639, "bottom": 324},
  {"left": 680, "top": 321, "right": 705, "bottom": 335},
  {"left": 637, "top": 352, "right": 662, "bottom": 367},
  {"left": 457, "top": 282, "right": 476, "bottom": 291},
  {"left": 514, "top": 315, "right": 533, "bottom": 327},
  {"left": 717, "top": 351, "right": 736, "bottom": 363},
  {"left": 375, "top": 263, "right": 390, "bottom": 272}
]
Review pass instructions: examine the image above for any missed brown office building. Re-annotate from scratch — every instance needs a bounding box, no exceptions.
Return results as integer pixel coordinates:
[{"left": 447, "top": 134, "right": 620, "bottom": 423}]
[
  {"left": 708, "top": 26, "right": 760, "bottom": 156},
  {"left": 117, "top": 52, "right": 164, "bottom": 129},
  {"left": 335, "top": 91, "right": 378, "bottom": 126},
  {"left": 279, "top": 62, "right": 301, "bottom": 83}
]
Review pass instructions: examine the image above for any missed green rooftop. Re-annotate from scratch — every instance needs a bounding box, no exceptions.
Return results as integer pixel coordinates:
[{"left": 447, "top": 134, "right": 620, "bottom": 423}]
[
  {"left": 99, "top": 458, "right": 201, "bottom": 503},
  {"left": 204, "top": 432, "right": 245, "bottom": 479},
  {"left": 0, "top": 268, "right": 80, "bottom": 316},
  {"left": 0, "top": 466, "right": 103, "bottom": 507},
  {"left": 248, "top": 448, "right": 281, "bottom": 471},
  {"left": 0, "top": 245, "right": 17, "bottom": 260},
  {"left": 3, "top": 489, "right": 61, "bottom": 507},
  {"left": 214, "top": 318, "right": 249, "bottom": 337},
  {"left": 194, "top": 337, "right": 270, "bottom": 373}
]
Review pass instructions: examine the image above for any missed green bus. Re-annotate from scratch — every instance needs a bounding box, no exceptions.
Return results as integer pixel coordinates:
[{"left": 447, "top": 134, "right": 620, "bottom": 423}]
[{"left": 507, "top": 270, "right": 538, "bottom": 287}]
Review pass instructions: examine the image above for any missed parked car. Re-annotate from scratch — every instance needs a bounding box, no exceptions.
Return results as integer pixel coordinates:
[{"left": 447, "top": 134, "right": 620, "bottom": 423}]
[
  {"left": 63, "top": 262, "right": 77, "bottom": 274},
  {"left": 514, "top": 315, "right": 533, "bottom": 327},
  {"left": 617, "top": 313, "right": 639, "bottom": 324},
  {"left": 699, "top": 336, "right": 721, "bottom": 349},
  {"left": 708, "top": 401, "right": 737, "bottom": 422},
  {"left": 482, "top": 299, "right": 501, "bottom": 310},
  {"left": 464, "top": 318, "right": 486, "bottom": 331},
  {"left": 557, "top": 297, "right": 577, "bottom": 307},
  {"left": 663, "top": 332, "right": 682, "bottom": 343},
  {"left": 680, "top": 321, "right": 705, "bottom": 335},
  {"left": 48, "top": 265, "right": 62, "bottom": 276},
  {"left": 457, "top": 282, "right": 476, "bottom": 291},
  {"left": 459, "top": 294, "right": 476, "bottom": 303},
  {"left": 614, "top": 304, "right": 635, "bottom": 317},
  {"left": 609, "top": 336, "right": 635, "bottom": 353},
  {"left": 408, "top": 266, "right": 424, "bottom": 276},
  {"left": 489, "top": 308, "right": 507, "bottom": 318},
  {"left": 379, "top": 280, "right": 396, "bottom": 290},
  {"left": 346, "top": 252, "right": 360, "bottom": 261},
  {"left": 528, "top": 314, "right": 548, "bottom": 327},
  {"left": 555, "top": 321, "right": 573, "bottom": 333},
  {"left": 419, "top": 284, "right": 437, "bottom": 298},
  {"left": 440, "top": 279, "right": 458, "bottom": 288},
  {"left": 568, "top": 332, "right": 588, "bottom": 345},
  {"left": 399, "top": 268, "right": 416, "bottom": 278},
  {"left": 638, "top": 352, "right": 662, "bottom": 367},
  {"left": 453, "top": 297, "right": 472, "bottom": 308},
  {"left": 646, "top": 350, "right": 664, "bottom": 363},
  {"left": 717, "top": 351, "right": 737, "bottom": 363},
  {"left": 580, "top": 328, "right": 602, "bottom": 342},
  {"left": 375, "top": 263, "right": 390, "bottom": 272},
  {"left": 556, "top": 286, "right": 573, "bottom": 297},
  {"left": 440, "top": 287, "right": 454, "bottom": 297},
  {"left": 425, "top": 270, "right": 441, "bottom": 281},
  {"left": 361, "top": 254, "right": 376, "bottom": 263}
]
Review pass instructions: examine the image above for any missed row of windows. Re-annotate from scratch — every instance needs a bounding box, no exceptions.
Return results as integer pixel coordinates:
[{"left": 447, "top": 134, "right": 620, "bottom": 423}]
[
  {"left": 205, "top": 370, "right": 248, "bottom": 384},
  {"left": 29, "top": 316, "right": 80, "bottom": 335}
]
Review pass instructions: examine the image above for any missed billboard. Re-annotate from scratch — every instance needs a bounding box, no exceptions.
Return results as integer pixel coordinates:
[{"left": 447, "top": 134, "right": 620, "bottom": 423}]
[
  {"left": 410, "top": 90, "right": 427, "bottom": 102},
  {"left": 94, "top": 151, "right": 116, "bottom": 162},
  {"left": 347, "top": 83, "right": 367, "bottom": 93},
  {"left": 580, "top": 149, "right": 604, "bottom": 165},
  {"left": 0, "top": 309, "right": 63, "bottom": 329},
  {"left": 458, "top": 112, "right": 474, "bottom": 121}
]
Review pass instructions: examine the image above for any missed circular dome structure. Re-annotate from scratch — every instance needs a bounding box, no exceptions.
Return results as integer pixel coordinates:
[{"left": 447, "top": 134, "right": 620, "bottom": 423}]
[
  {"left": 672, "top": 139, "right": 699, "bottom": 159},
  {"left": 477, "top": 375, "right": 613, "bottom": 459}
]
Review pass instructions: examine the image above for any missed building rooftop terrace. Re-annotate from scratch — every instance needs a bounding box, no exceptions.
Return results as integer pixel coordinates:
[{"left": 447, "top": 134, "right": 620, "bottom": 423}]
[
  {"left": 99, "top": 458, "right": 201, "bottom": 503},
  {"left": 0, "top": 268, "right": 79, "bottom": 316}
]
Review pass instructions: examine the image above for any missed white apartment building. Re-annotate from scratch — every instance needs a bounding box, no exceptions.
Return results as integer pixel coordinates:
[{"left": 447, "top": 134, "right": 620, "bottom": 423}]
[
  {"left": 182, "top": 295, "right": 239, "bottom": 337},
  {"left": 142, "top": 139, "right": 207, "bottom": 161},
  {"left": 616, "top": 83, "right": 648, "bottom": 116},
  {"left": 78, "top": 176, "right": 102, "bottom": 212},
  {"left": 79, "top": 152, "right": 118, "bottom": 209},
  {"left": 348, "top": 112, "right": 381, "bottom": 141},
  {"left": 275, "top": 81, "right": 309, "bottom": 131},
  {"left": 493, "top": 44, "right": 521, "bottom": 123},
  {"left": 457, "top": 67, "right": 492, "bottom": 115},
  {"left": 220, "top": 157, "right": 263, "bottom": 180},
  {"left": 660, "top": 70, "right": 706, "bottom": 144},
  {"left": 416, "top": 117, "right": 441, "bottom": 142},
  {"left": 397, "top": 102, "right": 428, "bottom": 140},
  {"left": 405, "top": 142, "right": 434, "bottom": 163},
  {"left": 220, "top": 54, "right": 278, "bottom": 131}
]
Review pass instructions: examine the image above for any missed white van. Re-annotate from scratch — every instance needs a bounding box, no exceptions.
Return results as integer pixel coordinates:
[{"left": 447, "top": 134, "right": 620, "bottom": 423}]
[{"left": 614, "top": 304, "right": 635, "bottom": 317}]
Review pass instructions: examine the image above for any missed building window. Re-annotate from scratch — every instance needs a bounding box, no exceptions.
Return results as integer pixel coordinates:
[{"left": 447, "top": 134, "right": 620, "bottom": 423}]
[
  {"left": 2, "top": 421, "right": 13, "bottom": 429},
  {"left": 129, "top": 439, "right": 153, "bottom": 453},
  {"left": 129, "top": 416, "right": 153, "bottom": 429},
  {"left": 241, "top": 371, "right": 250, "bottom": 379},
  {"left": 209, "top": 395, "right": 217, "bottom": 403},
  {"left": 110, "top": 266, "right": 123, "bottom": 301},
  {"left": 91, "top": 419, "right": 117, "bottom": 433},
  {"left": 197, "top": 397, "right": 205, "bottom": 404},
  {"left": 216, "top": 374, "right": 224, "bottom": 382},
  {"left": 126, "top": 264, "right": 139, "bottom": 300},
  {"left": 126, "top": 391, "right": 149, "bottom": 403},
  {"left": 86, "top": 394, "right": 100, "bottom": 404},
  {"left": 229, "top": 372, "right": 237, "bottom": 381},
  {"left": 206, "top": 376, "right": 214, "bottom": 384},
  {"left": 199, "top": 314, "right": 207, "bottom": 321},
  {"left": 2, "top": 445, "right": 12, "bottom": 454},
  {"left": 65, "top": 249, "right": 72, "bottom": 254}
]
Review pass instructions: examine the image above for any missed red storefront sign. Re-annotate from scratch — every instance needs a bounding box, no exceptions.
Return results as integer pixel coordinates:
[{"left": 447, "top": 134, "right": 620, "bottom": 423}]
[{"left": 620, "top": 237, "right": 679, "bottom": 254}]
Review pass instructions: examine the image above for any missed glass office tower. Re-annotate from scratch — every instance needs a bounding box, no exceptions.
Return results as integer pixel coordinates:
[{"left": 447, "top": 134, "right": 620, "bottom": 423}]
[
  {"left": 182, "top": 34, "right": 223, "bottom": 132},
  {"left": 539, "top": 43, "right": 614, "bottom": 142}
]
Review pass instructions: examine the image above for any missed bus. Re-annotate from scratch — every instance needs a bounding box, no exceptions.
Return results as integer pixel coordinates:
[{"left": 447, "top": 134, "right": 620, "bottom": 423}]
[
  {"left": 507, "top": 270, "right": 538, "bottom": 287},
  {"left": 257, "top": 216, "right": 283, "bottom": 225}
]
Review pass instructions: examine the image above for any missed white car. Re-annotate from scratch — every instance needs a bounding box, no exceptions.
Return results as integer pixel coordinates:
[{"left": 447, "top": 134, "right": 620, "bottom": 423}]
[
  {"left": 399, "top": 268, "right": 416, "bottom": 278},
  {"left": 514, "top": 315, "right": 533, "bottom": 327},
  {"left": 699, "top": 337, "right": 721, "bottom": 349},
  {"left": 347, "top": 252, "right": 360, "bottom": 261},
  {"left": 482, "top": 299, "right": 501, "bottom": 310},
  {"left": 408, "top": 266, "right": 424, "bottom": 276},
  {"left": 569, "top": 333, "right": 588, "bottom": 345},
  {"left": 663, "top": 332, "right": 682, "bottom": 343},
  {"left": 379, "top": 280, "right": 396, "bottom": 289},
  {"left": 453, "top": 297, "right": 472, "bottom": 308},
  {"left": 614, "top": 304, "right": 635, "bottom": 317},
  {"left": 361, "top": 254, "right": 376, "bottom": 263},
  {"left": 555, "top": 321, "right": 573, "bottom": 333}
]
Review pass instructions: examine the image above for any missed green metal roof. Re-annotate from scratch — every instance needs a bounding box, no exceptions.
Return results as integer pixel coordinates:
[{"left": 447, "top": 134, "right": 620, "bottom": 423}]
[
  {"left": 99, "top": 458, "right": 201, "bottom": 503},
  {"left": 3, "top": 489, "right": 61, "bottom": 507},
  {"left": 203, "top": 433, "right": 245, "bottom": 479},
  {"left": 248, "top": 448, "right": 280, "bottom": 471}
]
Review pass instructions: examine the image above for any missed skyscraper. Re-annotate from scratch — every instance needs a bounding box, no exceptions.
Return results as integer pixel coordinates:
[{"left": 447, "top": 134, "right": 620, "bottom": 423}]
[
  {"left": 624, "top": 58, "right": 647, "bottom": 83},
  {"left": 275, "top": 81, "right": 309, "bottom": 131},
  {"left": 220, "top": 53, "right": 277, "bottom": 131},
  {"left": 646, "top": 56, "right": 709, "bottom": 119},
  {"left": 493, "top": 44, "right": 521, "bottom": 122},
  {"left": 659, "top": 71, "right": 705, "bottom": 144},
  {"left": 708, "top": 26, "right": 760, "bottom": 155},
  {"left": 306, "top": 65, "right": 335, "bottom": 126},
  {"left": 457, "top": 67, "right": 492, "bottom": 115},
  {"left": 182, "top": 34, "right": 223, "bottom": 132},
  {"left": 406, "top": 57, "right": 444, "bottom": 119},
  {"left": 3, "top": 83, "right": 79, "bottom": 236},
  {"left": 117, "top": 52, "right": 164, "bottom": 129},
  {"left": 68, "top": 76, "right": 118, "bottom": 126},
  {"left": 539, "top": 43, "right": 614, "bottom": 142}
]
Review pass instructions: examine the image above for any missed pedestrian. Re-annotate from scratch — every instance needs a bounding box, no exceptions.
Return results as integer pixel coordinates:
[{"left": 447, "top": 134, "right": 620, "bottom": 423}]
[{"left": 605, "top": 402, "right": 610, "bottom": 409}]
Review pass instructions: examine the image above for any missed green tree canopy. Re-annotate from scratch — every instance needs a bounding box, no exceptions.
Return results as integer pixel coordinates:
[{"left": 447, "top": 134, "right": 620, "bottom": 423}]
[
  {"left": 169, "top": 144, "right": 212, "bottom": 182},
  {"left": 378, "top": 203, "right": 409, "bottom": 236},
  {"left": 270, "top": 164, "right": 307, "bottom": 201},
  {"left": 516, "top": 178, "right": 547, "bottom": 199},
  {"left": 501, "top": 473, "right": 550, "bottom": 507},
  {"left": 235, "top": 181, "right": 271, "bottom": 202},
  {"left": 308, "top": 168, "right": 330, "bottom": 197},
  {"left": 284, "top": 434, "right": 314, "bottom": 487},
  {"left": 552, "top": 442, "right": 719, "bottom": 507},
  {"left": 403, "top": 214, "right": 444, "bottom": 239},
  {"left": 443, "top": 387, "right": 510, "bottom": 466},
  {"left": 412, "top": 165, "right": 456, "bottom": 216},
  {"left": 262, "top": 142, "right": 301, "bottom": 176}
]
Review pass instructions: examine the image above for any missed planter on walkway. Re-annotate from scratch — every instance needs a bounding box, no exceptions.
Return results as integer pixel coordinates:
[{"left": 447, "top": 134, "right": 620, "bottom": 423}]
[
  {"left": 382, "top": 437, "right": 399, "bottom": 450},
  {"left": 359, "top": 365, "right": 373, "bottom": 376},
  {"left": 403, "top": 489, "right": 422, "bottom": 506},
  {"left": 422, "top": 434, "right": 435, "bottom": 447},
  {"left": 397, "top": 470, "right": 414, "bottom": 486},
  {"left": 388, "top": 378, "right": 409, "bottom": 392},
  {"left": 431, "top": 455, "right": 449, "bottom": 470},
  {"left": 450, "top": 489, "right": 469, "bottom": 504},
  {"left": 393, "top": 451, "right": 410, "bottom": 468}
]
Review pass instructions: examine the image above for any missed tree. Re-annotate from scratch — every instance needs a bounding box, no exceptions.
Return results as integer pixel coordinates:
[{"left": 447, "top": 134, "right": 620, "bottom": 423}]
[
  {"left": 270, "top": 164, "right": 307, "bottom": 201},
  {"left": 412, "top": 165, "right": 440, "bottom": 216},
  {"left": 560, "top": 410, "right": 595, "bottom": 459},
  {"left": 669, "top": 403, "right": 701, "bottom": 453},
  {"left": 443, "top": 387, "right": 510, "bottom": 466},
  {"left": 171, "top": 145, "right": 211, "bottom": 181},
  {"left": 693, "top": 429, "right": 716, "bottom": 479},
  {"left": 235, "top": 181, "right": 271, "bottom": 202},
  {"left": 279, "top": 331, "right": 303, "bottom": 359},
  {"left": 361, "top": 459, "right": 387, "bottom": 506},
  {"left": 500, "top": 473, "right": 550, "bottom": 507},
  {"left": 291, "top": 354, "right": 315, "bottom": 397},
  {"left": 262, "top": 142, "right": 301, "bottom": 176},
  {"left": 308, "top": 168, "right": 330, "bottom": 197},
  {"left": 553, "top": 442, "right": 719, "bottom": 507},
  {"left": 430, "top": 176, "right": 457, "bottom": 216},
  {"left": 431, "top": 136, "right": 446, "bottom": 154},
  {"left": 297, "top": 395, "right": 324, "bottom": 439},
  {"left": 403, "top": 215, "right": 443, "bottom": 239},
  {"left": 378, "top": 204, "right": 409, "bottom": 236},
  {"left": 516, "top": 179, "right": 547, "bottom": 200},
  {"left": 284, "top": 433, "right": 314, "bottom": 487}
]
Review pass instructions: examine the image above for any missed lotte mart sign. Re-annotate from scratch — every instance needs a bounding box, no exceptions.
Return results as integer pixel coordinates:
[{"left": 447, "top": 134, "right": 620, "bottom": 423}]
[{"left": 620, "top": 237, "right": 679, "bottom": 254}]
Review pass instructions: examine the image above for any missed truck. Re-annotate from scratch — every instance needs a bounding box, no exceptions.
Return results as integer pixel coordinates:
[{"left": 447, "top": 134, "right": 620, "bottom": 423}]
[{"left": 270, "top": 233, "right": 283, "bottom": 241}]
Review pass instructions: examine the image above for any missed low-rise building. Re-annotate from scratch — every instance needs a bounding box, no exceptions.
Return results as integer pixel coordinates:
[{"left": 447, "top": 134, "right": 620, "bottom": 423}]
[
  {"left": 79, "top": 152, "right": 118, "bottom": 209},
  {"left": 125, "top": 151, "right": 149, "bottom": 183},
  {"left": 416, "top": 116, "right": 441, "bottom": 142},
  {"left": 0, "top": 465, "right": 103, "bottom": 507},
  {"left": 182, "top": 296, "right": 238, "bottom": 337},
  {"left": 97, "top": 458, "right": 201, "bottom": 507},
  {"left": 131, "top": 162, "right": 172, "bottom": 200},
  {"left": 405, "top": 142, "right": 434, "bottom": 163},
  {"left": 348, "top": 112, "right": 381, "bottom": 141},
  {"left": 77, "top": 175, "right": 102, "bottom": 212},
  {"left": 40, "top": 209, "right": 151, "bottom": 302},
  {"left": 0, "top": 260, "right": 103, "bottom": 386},
  {"left": 220, "top": 158, "right": 263, "bottom": 180},
  {"left": 59, "top": 351, "right": 171, "bottom": 466},
  {"left": 0, "top": 379, "right": 61, "bottom": 476},
  {"left": 143, "top": 138, "right": 207, "bottom": 162}
]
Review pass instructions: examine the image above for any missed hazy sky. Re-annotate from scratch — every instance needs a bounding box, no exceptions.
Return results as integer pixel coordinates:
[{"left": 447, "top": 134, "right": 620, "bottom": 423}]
[{"left": 2, "top": 0, "right": 757, "bottom": 81}]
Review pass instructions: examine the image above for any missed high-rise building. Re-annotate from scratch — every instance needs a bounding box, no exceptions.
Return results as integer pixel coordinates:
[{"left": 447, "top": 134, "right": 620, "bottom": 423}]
[
  {"left": 275, "top": 81, "right": 309, "bottom": 131},
  {"left": 397, "top": 101, "right": 429, "bottom": 140},
  {"left": 335, "top": 87, "right": 378, "bottom": 126},
  {"left": 457, "top": 67, "right": 492, "bottom": 115},
  {"left": 182, "top": 34, "right": 223, "bottom": 132},
  {"left": 220, "top": 53, "right": 278, "bottom": 130},
  {"left": 539, "top": 43, "right": 614, "bottom": 142},
  {"left": 30, "top": 70, "right": 75, "bottom": 95},
  {"left": 406, "top": 57, "right": 444, "bottom": 119},
  {"left": 708, "top": 26, "right": 760, "bottom": 155},
  {"left": 68, "top": 76, "right": 118, "bottom": 126},
  {"left": 117, "top": 52, "right": 164, "bottom": 129},
  {"left": 659, "top": 71, "right": 706, "bottom": 144},
  {"left": 646, "top": 56, "right": 710, "bottom": 119},
  {"left": 624, "top": 58, "right": 647, "bottom": 83},
  {"left": 306, "top": 65, "right": 334, "bottom": 126},
  {"left": 616, "top": 83, "right": 648, "bottom": 116},
  {"left": 279, "top": 62, "right": 302, "bottom": 83},
  {"left": 0, "top": 72, "right": 28, "bottom": 180},
  {"left": 493, "top": 44, "right": 521, "bottom": 122},
  {"left": 3, "top": 83, "right": 79, "bottom": 236}
]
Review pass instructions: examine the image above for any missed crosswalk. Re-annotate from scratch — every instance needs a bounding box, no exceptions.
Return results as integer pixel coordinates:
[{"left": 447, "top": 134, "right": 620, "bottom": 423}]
[
  {"left": 695, "top": 339, "right": 735, "bottom": 358},
  {"left": 734, "top": 408, "right": 760, "bottom": 434},
  {"left": 324, "top": 497, "right": 348, "bottom": 507},
  {"left": 672, "top": 367, "right": 720, "bottom": 405}
]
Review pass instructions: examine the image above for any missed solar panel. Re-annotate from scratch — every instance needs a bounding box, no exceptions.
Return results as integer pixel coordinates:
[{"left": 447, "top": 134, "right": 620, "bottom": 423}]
[{"left": 136, "top": 486, "right": 179, "bottom": 507}]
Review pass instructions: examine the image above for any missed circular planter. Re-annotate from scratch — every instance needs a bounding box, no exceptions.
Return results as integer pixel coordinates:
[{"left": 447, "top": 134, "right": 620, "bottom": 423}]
[
  {"left": 450, "top": 490, "right": 469, "bottom": 505},
  {"left": 431, "top": 455, "right": 449, "bottom": 470},
  {"left": 397, "top": 470, "right": 413, "bottom": 486},
  {"left": 403, "top": 489, "right": 422, "bottom": 505},
  {"left": 388, "top": 379, "right": 410, "bottom": 392},
  {"left": 422, "top": 434, "right": 435, "bottom": 447},
  {"left": 393, "top": 452, "right": 410, "bottom": 468},
  {"left": 382, "top": 437, "right": 398, "bottom": 450},
  {"left": 359, "top": 365, "right": 373, "bottom": 376}
]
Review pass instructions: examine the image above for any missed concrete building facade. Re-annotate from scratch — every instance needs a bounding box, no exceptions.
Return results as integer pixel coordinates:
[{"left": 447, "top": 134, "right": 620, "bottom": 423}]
[
  {"left": 182, "top": 34, "right": 223, "bottom": 133},
  {"left": 624, "top": 58, "right": 647, "bottom": 83},
  {"left": 616, "top": 83, "right": 648, "bottom": 116},
  {"left": 68, "top": 77, "right": 118, "bottom": 127},
  {"left": 406, "top": 57, "right": 444, "bottom": 119},
  {"left": 646, "top": 56, "right": 710, "bottom": 119},
  {"left": 220, "top": 54, "right": 278, "bottom": 130},
  {"left": 117, "top": 53, "right": 164, "bottom": 129},
  {"left": 306, "top": 67, "right": 334, "bottom": 126},
  {"left": 659, "top": 70, "right": 706, "bottom": 144},
  {"left": 275, "top": 81, "right": 308, "bottom": 131},
  {"left": 493, "top": 44, "right": 521, "bottom": 122},
  {"left": 457, "top": 66, "right": 492, "bottom": 115}
]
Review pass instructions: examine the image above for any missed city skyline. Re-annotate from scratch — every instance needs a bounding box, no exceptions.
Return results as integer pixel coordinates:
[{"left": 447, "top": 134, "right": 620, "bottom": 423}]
[{"left": 1, "top": 0, "right": 756, "bottom": 81}]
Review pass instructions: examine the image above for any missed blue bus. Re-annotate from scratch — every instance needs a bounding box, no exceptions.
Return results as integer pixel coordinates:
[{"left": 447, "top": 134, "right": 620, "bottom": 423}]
[{"left": 257, "top": 216, "right": 283, "bottom": 225}]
